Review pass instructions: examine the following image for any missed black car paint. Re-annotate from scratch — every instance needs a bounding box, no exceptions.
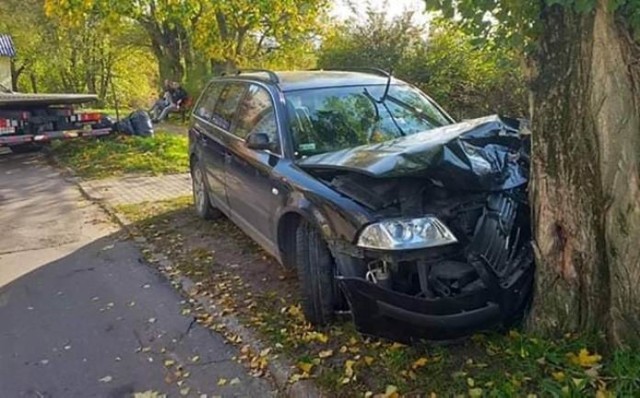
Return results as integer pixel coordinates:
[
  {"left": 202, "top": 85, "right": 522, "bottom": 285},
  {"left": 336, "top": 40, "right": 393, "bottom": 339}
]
[
  {"left": 189, "top": 72, "right": 533, "bottom": 343},
  {"left": 188, "top": 77, "right": 376, "bottom": 258}
]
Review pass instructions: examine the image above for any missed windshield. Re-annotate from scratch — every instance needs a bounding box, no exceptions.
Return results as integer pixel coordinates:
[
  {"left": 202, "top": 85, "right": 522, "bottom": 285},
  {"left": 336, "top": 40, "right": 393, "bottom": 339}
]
[{"left": 285, "top": 84, "right": 452, "bottom": 158}]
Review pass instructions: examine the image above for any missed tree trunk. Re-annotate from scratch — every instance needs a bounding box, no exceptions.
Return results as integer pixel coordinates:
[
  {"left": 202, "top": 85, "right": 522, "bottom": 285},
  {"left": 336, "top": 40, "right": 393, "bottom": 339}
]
[{"left": 528, "top": 0, "right": 640, "bottom": 347}]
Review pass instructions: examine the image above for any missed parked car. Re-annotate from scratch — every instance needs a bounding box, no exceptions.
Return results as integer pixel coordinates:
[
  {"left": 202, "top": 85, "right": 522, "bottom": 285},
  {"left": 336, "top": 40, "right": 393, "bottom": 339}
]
[{"left": 188, "top": 69, "right": 533, "bottom": 343}]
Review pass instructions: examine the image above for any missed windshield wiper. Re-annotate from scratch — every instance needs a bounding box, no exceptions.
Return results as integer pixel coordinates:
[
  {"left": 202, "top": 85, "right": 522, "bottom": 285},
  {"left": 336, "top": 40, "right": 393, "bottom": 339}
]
[
  {"left": 363, "top": 83, "right": 406, "bottom": 137},
  {"left": 384, "top": 94, "right": 442, "bottom": 128}
]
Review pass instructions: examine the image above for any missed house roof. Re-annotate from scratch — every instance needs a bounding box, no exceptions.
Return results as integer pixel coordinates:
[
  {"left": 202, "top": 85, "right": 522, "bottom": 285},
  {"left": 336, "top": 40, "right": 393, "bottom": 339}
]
[{"left": 0, "top": 35, "right": 16, "bottom": 57}]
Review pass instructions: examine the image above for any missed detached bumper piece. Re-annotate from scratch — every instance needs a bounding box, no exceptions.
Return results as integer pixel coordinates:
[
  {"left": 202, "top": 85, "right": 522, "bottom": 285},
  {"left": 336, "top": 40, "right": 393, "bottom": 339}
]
[{"left": 338, "top": 192, "right": 534, "bottom": 343}]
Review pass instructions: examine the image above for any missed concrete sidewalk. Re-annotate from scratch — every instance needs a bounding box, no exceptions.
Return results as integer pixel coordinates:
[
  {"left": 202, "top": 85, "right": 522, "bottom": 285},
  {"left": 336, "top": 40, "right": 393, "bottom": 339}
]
[
  {"left": 80, "top": 173, "right": 191, "bottom": 206},
  {"left": 0, "top": 153, "right": 274, "bottom": 397}
]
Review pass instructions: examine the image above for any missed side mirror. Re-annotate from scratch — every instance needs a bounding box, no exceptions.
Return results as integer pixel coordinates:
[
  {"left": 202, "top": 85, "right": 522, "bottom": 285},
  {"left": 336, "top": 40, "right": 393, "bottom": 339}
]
[{"left": 246, "top": 132, "right": 271, "bottom": 150}]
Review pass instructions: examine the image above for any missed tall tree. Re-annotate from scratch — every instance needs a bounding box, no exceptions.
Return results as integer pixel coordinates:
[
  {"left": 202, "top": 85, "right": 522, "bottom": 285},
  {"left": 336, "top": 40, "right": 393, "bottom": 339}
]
[
  {"left": 426, "top": 0, "right": 640, "bottom": 347},
  {"left": 45, "top": 0, "right": 328, "bottom": 82}
]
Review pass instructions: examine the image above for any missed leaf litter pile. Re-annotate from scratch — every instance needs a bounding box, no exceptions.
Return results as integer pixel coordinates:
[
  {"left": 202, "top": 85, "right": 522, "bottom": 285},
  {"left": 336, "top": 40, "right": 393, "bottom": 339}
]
[{"left": 118, "top": 196, "right": 640, "bottom": 397}]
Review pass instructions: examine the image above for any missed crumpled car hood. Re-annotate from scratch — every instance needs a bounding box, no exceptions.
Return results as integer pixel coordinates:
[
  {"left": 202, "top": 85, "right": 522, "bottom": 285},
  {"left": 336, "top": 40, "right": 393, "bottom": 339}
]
[{"left": 298, "top": 115, "right": 530, "bottom": 191}]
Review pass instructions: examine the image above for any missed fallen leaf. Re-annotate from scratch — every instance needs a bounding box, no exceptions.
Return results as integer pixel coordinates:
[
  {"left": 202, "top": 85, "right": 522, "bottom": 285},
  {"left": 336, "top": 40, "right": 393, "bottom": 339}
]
[
  {"left": 101, "top": 244, "right": 115, "bottom": 251},
  {"left": 148, "top": 318, "right": 157, "bottom": 323},
  {"left": 468, "top": 388, "right": 483, "bottom": 398},
  {"left": 318, "top": 350, "right": 333, "bottom": 359},
  {"left": 229, "top": 377, "right": 240, "bottom": 385},
  {"left": 412, "top": 357, "right": 428, "bottom": 370},
  {"left": 467, "top": 378, "right": 475, "bottom": 387},
  {"left": 297, "top": 362, "right": 314, "bottom": 374},
  {"left": 164, "top": 359, "right": 175, "bottom": 367},
  {"left": 364, "top": 356, "right": 375, "bottom": 366},
  {"left": 98, "top": 375, "right": 113, "bottom": 383},
  {"left": 567, "top": 348, "right": 602, "bottom": 368},
  {"left": 179, "top": 387, "right": 190, "bottom": 396},
  {"left": 364, "top": 392, "right": 373, "bottom": 398},
  {"left": 217, "top": 378, "right": 227, "bottom": 386},
  {"left": 345, "top": 359, "right": 356, "bottom": 378},
  {"left": 384, "top": 385, "right": 399, "bottom": 398},
  {"left": 259, "top": 348, "right": 271, "bottom": 357},
  {"left": 551, "top": 372, "right": 565, "bottom": 382},
  {"left": 191, "top": 355, "right": 200, "bottom": 363},
  {"left": 133, "top": 391, "right": 166, "bottom": 398}
]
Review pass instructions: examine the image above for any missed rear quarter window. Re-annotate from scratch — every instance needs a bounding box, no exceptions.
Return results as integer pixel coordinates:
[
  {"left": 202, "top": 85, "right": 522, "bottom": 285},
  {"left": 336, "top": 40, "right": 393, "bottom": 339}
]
[
  {"left": 194, "top": 82, "right": 223, "bottom": 120},
  {"left": 211, "top": 83, "right": 246, "bottom": 131}
]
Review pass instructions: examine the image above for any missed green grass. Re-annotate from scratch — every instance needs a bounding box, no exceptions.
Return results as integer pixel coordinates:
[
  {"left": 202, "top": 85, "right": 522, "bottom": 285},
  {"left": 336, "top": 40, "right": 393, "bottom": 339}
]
[
  {"left": 117, "top": 197, "right": 640, "bottom": 397},
  {"left": 50, "top": 131, "right": 188, "bottom": 179}
]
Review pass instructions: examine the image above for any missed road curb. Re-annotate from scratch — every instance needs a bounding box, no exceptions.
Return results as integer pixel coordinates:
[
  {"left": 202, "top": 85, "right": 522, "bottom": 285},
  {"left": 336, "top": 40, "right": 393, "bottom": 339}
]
[{"left": 47, "top": 151, "right": 322, "bottom": 398}]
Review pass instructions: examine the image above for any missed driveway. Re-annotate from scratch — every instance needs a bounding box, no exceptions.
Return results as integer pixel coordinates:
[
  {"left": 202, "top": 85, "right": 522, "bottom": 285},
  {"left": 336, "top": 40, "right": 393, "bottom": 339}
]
[{"left": 0, "top": 152, "right": 274, "bottom": 397}]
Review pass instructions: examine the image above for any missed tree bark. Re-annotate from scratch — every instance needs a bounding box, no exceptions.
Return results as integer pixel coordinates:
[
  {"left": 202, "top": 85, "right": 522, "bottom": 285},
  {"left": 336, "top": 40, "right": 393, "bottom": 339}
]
[{"left": 528, "top": 0, "right": 640, "bottom": 347}]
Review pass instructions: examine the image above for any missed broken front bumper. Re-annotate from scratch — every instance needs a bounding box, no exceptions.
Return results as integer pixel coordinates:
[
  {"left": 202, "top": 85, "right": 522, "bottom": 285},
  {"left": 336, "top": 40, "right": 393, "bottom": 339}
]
[
  {"left": 335, "top": 192, "right": 534, "bottom": 342},
  {"left": 338, "top": 263, "right": 533, "bottom": 342}
]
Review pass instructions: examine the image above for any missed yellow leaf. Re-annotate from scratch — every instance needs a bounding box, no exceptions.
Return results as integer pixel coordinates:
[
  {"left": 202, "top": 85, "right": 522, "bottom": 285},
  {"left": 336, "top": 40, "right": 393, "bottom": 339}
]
[
  {"left": 468, "top": 387, "right": 483, "bottom": 398},
  {"left": 318, "top": 350, "right": 333, "bottom": 359},
  {"left": 552, "top": 371, "right": 565, "bottom": 382},
  {"left": 412, "top": 357, "right": 428, "bottom": 369},
  {"left": 384, "top": 385, "right": 399, "bottom": 398},
  {"left": 567, "top": 348, "right": 602, "bottom": 368},
  {"left": 164, "top": 360, "right": 175, "bottom": 367},
  {"left": 297, "top": 362, "right": 313, "bottom": 374},
  {"left": 389, "top": 342, "right": 405, "bottom": 350},
  {"left": 345, "top": 359, "right": 356, "bottom": 378},
  {"left": 364, "top": 356, "right": 375, "bottom": 366},
  {"left": 467, "top": 377, "right": 475, "bottom": 387},
  {"left": 364, "top": 392, "right": 373, "bottom": 398},
  {"left": 179, "top": 387, "right": 190, "bottom": 396},
  {"left": 217, "top": 378, "right": 227, "bottom": 386}
]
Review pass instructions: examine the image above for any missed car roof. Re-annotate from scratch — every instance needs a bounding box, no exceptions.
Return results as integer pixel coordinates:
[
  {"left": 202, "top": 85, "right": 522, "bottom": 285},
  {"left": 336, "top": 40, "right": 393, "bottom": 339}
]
[{"left": 218, "top": 70, "right": 405, "bottom": 92}]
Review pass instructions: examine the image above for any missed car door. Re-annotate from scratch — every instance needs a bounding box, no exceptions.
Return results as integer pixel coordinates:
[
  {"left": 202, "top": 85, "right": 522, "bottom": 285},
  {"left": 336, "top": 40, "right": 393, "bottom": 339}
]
[
  {"left": 190, "top": 81, "right": 230, "bottom": 211},
  {"left": 224, "top": 83, "right": 284, "bottom": 253}
]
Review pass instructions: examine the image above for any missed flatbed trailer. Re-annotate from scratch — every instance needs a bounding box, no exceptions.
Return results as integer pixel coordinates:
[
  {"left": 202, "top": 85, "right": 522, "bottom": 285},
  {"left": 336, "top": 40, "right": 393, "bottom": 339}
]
[{"left": 0, "top": 92, "right": 113, "bottom": 152}]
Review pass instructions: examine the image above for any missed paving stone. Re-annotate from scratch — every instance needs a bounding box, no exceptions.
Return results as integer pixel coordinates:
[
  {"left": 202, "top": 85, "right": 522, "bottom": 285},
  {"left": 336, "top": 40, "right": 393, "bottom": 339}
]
[{"left": 80, "top": 173, "right": 191, "bottom": 206}]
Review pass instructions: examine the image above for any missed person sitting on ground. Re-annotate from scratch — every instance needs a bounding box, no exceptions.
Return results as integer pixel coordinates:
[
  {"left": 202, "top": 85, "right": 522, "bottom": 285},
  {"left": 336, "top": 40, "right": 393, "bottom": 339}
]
[
  {"left": 149, "top": 79, "right": 173, "bottom": 119},
  {"left": 153, "top": 81, "right": 189, "bottom": 123}
]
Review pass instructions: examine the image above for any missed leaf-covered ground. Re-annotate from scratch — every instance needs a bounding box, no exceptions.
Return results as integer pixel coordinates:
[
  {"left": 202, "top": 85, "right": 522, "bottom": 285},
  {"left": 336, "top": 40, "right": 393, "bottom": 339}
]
[
  {"left": 118, "top": 197, "right": 640, "bottom": 397},
  {"left": 50, "top": 131, "right": 188, "bottom": 179}
]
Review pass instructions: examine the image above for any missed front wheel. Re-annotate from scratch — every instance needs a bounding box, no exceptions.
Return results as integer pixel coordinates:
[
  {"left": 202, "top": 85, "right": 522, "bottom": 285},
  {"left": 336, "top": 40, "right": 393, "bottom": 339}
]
[
  {"left": 191, "top": 159, "right": 221, "bottom": 220},
  {"left": 295, "top": 220, "right": 339, "bottom": 326}
]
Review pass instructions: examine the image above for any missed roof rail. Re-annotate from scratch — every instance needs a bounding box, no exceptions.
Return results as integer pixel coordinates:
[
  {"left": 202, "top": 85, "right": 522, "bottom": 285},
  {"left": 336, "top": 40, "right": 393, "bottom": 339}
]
[
  {"left": 321, "top": 67, "right": 391, "bottom": 77},
  {"left": 234, "top": 69, "right": 280, "bottom": 84}
]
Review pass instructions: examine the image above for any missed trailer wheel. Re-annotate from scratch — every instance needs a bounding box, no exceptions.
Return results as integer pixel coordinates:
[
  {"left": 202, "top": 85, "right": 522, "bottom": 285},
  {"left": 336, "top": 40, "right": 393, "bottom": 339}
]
[{"left": 9, "top": 144, "right": 43, "bottom": 154}]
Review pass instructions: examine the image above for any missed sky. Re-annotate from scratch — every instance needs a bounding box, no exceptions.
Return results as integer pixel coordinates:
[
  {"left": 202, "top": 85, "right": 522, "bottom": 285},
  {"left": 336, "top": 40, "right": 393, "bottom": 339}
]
[{"left": 330, "top": 0, "right": 429, "bottom": 25}]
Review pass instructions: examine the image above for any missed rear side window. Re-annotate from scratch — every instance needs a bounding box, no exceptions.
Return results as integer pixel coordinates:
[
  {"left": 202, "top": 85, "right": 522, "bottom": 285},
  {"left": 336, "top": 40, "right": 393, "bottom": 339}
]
[
  {"left": 211, "top": 83, "right": 246, "bottom": 131},
  {"left": 234, "top": 85, "right": 278, "bottom": 147},
  {"left": 194, "top": 82, "right": 223, "bottom": 120}
]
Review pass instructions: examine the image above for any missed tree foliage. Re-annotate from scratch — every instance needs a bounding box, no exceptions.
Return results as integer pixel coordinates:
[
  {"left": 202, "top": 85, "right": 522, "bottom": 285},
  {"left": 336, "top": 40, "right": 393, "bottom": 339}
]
[
  {"left": 318, "top": 11, "right": 527, "bottom": 119},
  {"left": 0, "top": 0, "right": 156, "bottom": 107},
  {"left": 44, "top": 0, "right": 329, "bottom": 87}
]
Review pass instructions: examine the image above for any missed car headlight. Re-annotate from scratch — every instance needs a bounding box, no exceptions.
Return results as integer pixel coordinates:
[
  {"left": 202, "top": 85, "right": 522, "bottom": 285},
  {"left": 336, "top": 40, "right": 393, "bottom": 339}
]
[{"left": 357, "top": 217, "right": 458, "bottom": 250}]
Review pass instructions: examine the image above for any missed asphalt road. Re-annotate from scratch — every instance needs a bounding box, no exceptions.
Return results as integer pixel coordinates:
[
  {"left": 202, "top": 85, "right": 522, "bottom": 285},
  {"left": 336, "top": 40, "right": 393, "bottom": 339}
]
[{"left": 0, "top": 152, "right": 275, "bottom": 398}]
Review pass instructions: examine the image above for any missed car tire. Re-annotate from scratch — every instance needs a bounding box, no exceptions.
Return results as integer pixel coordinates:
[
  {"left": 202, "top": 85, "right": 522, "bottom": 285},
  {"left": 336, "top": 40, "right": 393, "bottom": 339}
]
[
  {"left": 191, "top": 159, "right": 221, "bottom": 220},
  {"left": 295, "top": 219, "right": 338, "bottom": 326},
  {"left": 9, "top": 143, "right": 43, "bottom": 154}
]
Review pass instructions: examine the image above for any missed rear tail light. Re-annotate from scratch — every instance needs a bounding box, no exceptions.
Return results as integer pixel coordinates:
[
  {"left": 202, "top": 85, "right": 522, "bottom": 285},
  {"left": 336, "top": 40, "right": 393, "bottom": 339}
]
[
  {"left": 69, "top": 113, "right": 101, "bottom": 122},
  {"left": 0, "top": 118, "right": 18, "bottom": 128}
]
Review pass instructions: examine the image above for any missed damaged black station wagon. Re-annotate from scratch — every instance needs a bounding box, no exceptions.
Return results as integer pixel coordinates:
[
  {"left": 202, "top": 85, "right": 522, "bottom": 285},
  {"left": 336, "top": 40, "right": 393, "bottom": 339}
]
[{"left": 188, "top": 69, "right": 533, "bottom": 343}]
